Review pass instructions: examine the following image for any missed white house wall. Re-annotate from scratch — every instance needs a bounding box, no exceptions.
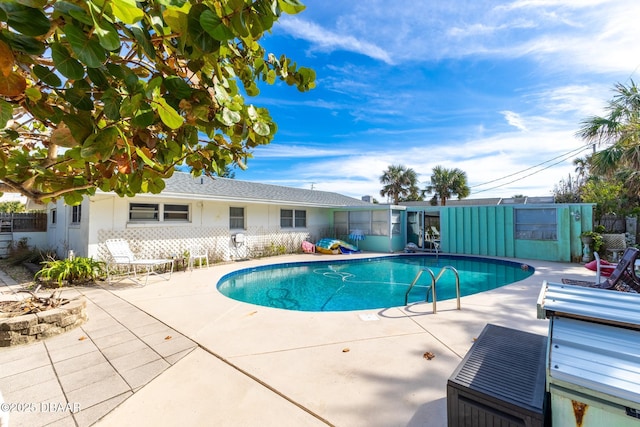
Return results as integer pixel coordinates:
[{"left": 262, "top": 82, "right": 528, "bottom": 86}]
[
  {"left": 84, "top": 194, "right": 333, "bottom": 262},
  {"left": 47, "top": 198, "right": 89, "bottom": 258}
]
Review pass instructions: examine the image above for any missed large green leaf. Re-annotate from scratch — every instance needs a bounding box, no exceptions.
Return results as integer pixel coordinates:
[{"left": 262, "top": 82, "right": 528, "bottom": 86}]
[
  {"left": 0, "top": 30, "right": 45, "bottom": 55},
  {"left": 54, "top": 2, "right": 93, "bottom": 25},
  {"left": 132, "top": 109, "right": 155, "bottom": 128},
  {"left": 153, "top": 95, "right": 183, "bottom": 129},
  {"left": 129, "top": 26, "right": 156, "bottom": 60},
  {"left": 187, "top": 4, "right": 219, "bottom": 53},
  {"left": 0, "top": 99, "right": 12, "bottom": 128},
  {"left": 62, "top": 113, "right": 94, "bottom": 144},
  {"left": 253, "top": 121, "right": 270, "bottom": 136},
  {"left": 220, "top": 107, "right": 241, "bottom": 126},
  {"left": 164, "top": 76, "right": 192, "bottom": 99},
  {"left": 94, "top": 21, "right": 120, "bottom": 52},
  {"left": 81, "top": 127, "right": 118, "bottom": 159},
  {"left": 51, "top": 43, "right": 84, "bottom": 80},
  {"left": 0, "top": 3, "right": 50, "bottom": 37},
  {"left": 64, "top": 24, "right": 106, "bottom": 68},
  {"left": 32, "top": 65, "right": 62, "bottom": 87},
  {"left": 101, "top": 88, "right": 121, "bottom": 120},
  {"left": 63, "top": 191, "right": 84, "bottom": 206},
  {"left": 278, "top": 0, "right": 306, "bottom": 14},
  {"left": 87, "top": 67, "right": 109, "bottom": 90},
  {"left": 200, "top": 9, "right": 234, "bottom": 41},
  {"left": 110, "top": 0, "right": 144, "bottom": 24},
  {"left": 14, "top": 0, "right": 47, "bottom": 7},
  {"left": 65, "top": 81, "right": 94, "bottom": 111},
  {"left": 135, "top": 147, "right": 155, "bottom": 167}
]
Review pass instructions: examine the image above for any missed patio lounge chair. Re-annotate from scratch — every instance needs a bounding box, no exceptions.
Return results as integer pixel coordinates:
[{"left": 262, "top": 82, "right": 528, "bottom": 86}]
[
  {"left": 105, "top": 238, "right": 174, "bottom": 285},
  {"left": 425, "top": 227, "right": 440, "bottom": 254},
  {"left": 565, "top": 247, "right": 640, "bottom": 293},
  {"left": 187, "top": 245, "right": 209, "bottom": 270},
  {"left": 583, "top": 251, "right": 617, "bottom": 283}
]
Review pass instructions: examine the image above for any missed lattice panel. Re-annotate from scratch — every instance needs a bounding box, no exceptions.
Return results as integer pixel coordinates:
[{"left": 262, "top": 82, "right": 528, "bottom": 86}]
[{"left": 97, "top": 225, "right": 321, "bottom": 263}]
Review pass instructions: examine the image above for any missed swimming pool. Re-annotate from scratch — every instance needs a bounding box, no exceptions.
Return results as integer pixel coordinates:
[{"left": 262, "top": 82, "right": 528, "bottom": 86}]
[{"left": 217, "top": 255, "right": 534, "bottom": 312}]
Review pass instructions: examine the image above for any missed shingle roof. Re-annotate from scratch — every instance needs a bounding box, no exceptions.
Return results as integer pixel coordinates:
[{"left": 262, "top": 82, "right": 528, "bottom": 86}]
[{"left": 154, "top": 172, "right": 371, "bottom": 207}]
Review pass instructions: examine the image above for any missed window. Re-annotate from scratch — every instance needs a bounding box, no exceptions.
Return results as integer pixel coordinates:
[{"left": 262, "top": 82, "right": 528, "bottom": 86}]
[
  {"left": 164, "top": 204, "right": 189, "bottom": 221},
  {"left": 349, "top": 211, "right": 371, "bottom": 234},
  {"left": 230, "top": 207, "right": 245, "bottom": 229},
  {"left": 515, "top": 208, "right": 557, "bottom": 240},
  {"left": 333, "top": 209, "right": 394, "bottom": 237},
  {"left": 71, "top": 205, "right": 81, "bottom": 224},
  {"left": 371, "top": 210, "right": 388, "bottom": 235},
  {"left": 280, "top": 209, "right": 307, "bottom": 228},
  {"left": 334, "top": 211, "right": 348, "bottom": 236},
  {"left": 391, "top": 210, "right": 401, "bottom": 235},
  {"left": 129, "top": 203, "right": 159, "bottom": 221},
  {"left": 51, "top": 209, "right": 56, "bottom": 225}
]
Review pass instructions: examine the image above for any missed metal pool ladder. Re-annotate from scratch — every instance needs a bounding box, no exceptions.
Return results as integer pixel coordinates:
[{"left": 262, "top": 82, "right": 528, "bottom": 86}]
[{"left": 404, "top": 266, "right": 460, "bottom": 313}]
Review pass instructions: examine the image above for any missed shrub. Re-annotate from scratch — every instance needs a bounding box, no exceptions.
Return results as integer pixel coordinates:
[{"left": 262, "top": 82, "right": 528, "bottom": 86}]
[{"left": 35, "top": 257, "right": 106, "bottom": 287}]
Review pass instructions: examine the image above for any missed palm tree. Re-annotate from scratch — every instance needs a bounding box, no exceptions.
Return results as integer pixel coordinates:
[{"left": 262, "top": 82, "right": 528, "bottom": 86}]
[
  {"left": 577, "top": 80, "right": 640, "bottom": 196},
  {"left": 424, "top": 165, "right": 470, "bottom": 206},
  {"left": 379, "top": 165, "right": 422, "bottom": 204}
]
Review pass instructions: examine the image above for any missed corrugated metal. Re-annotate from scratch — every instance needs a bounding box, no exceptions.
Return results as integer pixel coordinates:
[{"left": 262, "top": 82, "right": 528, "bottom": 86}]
[
  {"left": 537, "top": 281, "right": 640, "bottom": 327},
  {"left": 548, "top": 316, "right": 640, "bottom": 406}
]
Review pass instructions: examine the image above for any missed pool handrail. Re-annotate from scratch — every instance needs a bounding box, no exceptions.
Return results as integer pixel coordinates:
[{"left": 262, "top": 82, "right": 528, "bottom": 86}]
[{"left": 404, "top": 266, "right": 460, "bottom": 313}]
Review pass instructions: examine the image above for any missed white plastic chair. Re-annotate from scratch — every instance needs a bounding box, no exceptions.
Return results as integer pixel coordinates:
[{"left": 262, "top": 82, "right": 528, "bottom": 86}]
[
  {"left": 105, "top": 239, "right": 173, "bottom": 285},
  {"left": 593, "top": 251, "right": 616, "bottom": 284},
  {"left": 188, "top": 245, "right": 209, "bottom": 270}
]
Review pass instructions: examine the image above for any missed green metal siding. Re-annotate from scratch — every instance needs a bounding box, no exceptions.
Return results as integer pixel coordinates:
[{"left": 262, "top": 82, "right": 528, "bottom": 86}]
[{"left": 439, "top": 204, "right": 593, "bottom": 262}]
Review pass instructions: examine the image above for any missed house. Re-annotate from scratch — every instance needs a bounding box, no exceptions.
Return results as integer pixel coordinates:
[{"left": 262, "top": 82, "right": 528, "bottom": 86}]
[
  {"left": 46, "top": 172, "right": 405, "bottom": 262},
  {"left": 44, "top": 172, "right": 595, "bottom": 264}
]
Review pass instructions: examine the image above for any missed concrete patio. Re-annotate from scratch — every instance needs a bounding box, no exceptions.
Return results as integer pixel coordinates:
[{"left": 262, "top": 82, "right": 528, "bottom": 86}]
[{"left": 0, "top": 253, "right": 597, "bottom": 426}]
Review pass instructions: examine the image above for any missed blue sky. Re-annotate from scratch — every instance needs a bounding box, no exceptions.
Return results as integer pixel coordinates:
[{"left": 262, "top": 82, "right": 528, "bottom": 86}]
[{"left": 232, "top": 0, "right": 640, "bottom": 201}]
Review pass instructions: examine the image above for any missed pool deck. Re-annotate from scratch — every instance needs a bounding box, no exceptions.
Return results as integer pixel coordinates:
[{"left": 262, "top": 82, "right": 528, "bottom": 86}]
[{"left": 0, "top": 253, "right": 598, "bottom": 426}]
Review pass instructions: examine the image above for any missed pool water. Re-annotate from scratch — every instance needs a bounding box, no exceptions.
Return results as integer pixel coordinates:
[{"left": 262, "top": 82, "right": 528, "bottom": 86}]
[{"left": 217, "top": 255, "right": 534, "bottom": 312}]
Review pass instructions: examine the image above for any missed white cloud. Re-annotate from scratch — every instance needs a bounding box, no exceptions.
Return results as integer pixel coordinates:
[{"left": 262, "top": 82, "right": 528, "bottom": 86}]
[
  {"left": 501, "top": 111, "right": 528, "bottom": 131},
  {"left": 278, "top": 16, "right": 394, "bottom": 64}
]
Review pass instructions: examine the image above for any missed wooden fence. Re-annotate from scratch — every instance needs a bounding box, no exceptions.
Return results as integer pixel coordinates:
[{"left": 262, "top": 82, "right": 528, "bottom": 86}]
[{"left": 0, "top": 213, "right": 47, "bottom": 232}]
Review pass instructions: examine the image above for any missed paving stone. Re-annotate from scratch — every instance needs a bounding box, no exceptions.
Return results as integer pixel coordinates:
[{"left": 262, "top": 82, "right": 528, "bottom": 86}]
[
  {"left": 53, "top": 350, "right": 108, "bottom": 377},
  {"left": 115, "top": 311, "right": 159, "bottom": 329},
  {"left": 91, "top": 329, "right": 137, "bottom": 349},
  {"left": 2, "top": 405, "right": 71, "bottom": 427},
  {"left": 109, "top": 347, "right": 161, "bottom": 372},
  {"left": 80, "top": 321, "right": 127, "bottom": 340},
  {"left": 99, "top": 338, "right": 150, "bottom": 360},
  {"left": 43, "top": 328, "right": 92, "bottom": 351},
  {"left": 128, "top": 321, "right": 172, "bottom": 338},
  {"left": 146, "top": 334, "right": 196, "bottom": 358},
  {"left": 58, "top": 361, "right": 117, "bottom": 393},
  {"left": 0, "top": 349, "right": 51, "bottom": 378},
  {"left": 120, "top": 358, "right": 170, "bottom": 390},
  {"left": 0, "top": 341, "right": 46, "bottom": 365},
  {"left": 1, "top": 365, "right": 55, "bottom": 394},
  {"left": 65, "top": 374, "right": 130, "bottom": 409},
  {"left": 72, "top": 392, "right": 132, "bottom": 427},
  {"left": 165, "top": 347, "right": 197, "bottom": 365},
  {"left": 3, "top": 377, "right": 65, "bottom": 408},
  {"left": 46, "top": 339, "right": 97, "bottom": 363}
]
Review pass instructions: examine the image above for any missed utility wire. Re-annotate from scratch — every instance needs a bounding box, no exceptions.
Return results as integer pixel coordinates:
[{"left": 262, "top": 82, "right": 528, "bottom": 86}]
[
  {"left": 471, "top": 145, "right": 592, "bottom": 195},
  {"left": 470, "top": 144, "right": 590, "bottom": 189}
]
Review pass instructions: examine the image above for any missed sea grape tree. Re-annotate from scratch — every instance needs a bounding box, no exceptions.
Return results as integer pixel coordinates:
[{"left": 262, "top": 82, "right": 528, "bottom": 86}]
[{"left": 0, "top": 0, "right": 315, "bottom": 204}]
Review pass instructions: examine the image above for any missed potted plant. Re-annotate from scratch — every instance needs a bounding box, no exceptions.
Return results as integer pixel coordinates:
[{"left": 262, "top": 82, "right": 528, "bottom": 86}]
[{"left": 580, "top": 231, "right": 604, "bottom": 253}]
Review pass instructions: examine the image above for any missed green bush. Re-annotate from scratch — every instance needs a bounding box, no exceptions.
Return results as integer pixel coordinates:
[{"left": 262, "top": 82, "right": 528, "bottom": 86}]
[{"left": 35, "top": 257, "right": 106, "bottom": 287}]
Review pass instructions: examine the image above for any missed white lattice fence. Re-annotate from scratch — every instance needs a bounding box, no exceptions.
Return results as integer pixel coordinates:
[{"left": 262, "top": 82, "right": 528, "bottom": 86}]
[{"left": 97, "top": 226, "right": 318, "bottom": 262}]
